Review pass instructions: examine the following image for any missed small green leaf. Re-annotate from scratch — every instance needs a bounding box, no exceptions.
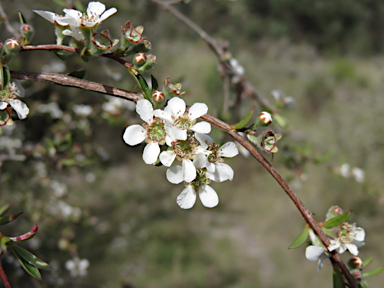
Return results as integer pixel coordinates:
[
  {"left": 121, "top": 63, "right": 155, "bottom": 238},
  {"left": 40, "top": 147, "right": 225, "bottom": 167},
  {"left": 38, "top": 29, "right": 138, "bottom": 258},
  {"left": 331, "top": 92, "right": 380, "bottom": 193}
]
[
  {"left": 289, "top": 226, "right": 309, "bottom": 249},
  {"left": 0, "top": 212, "right": 23, "bottom": 225},
  {"left": 8, "top": 243, "right": 50, "bottom": 270},
  {"left": 360, "top": 280, "right": 370, "bottom": 288},
  {"left": 273, "top": 113, "right": 288, "bottom": 128},
  {"left": 362, "top": 257, "right": 374, "bottom": 268},
  {"left": 16, "top": 256, "right": 42, "bottom": 280},
  {"left": 362, "top": 267, "right": 384, "bottom": 278},
  {"left": 18, "top": 12, "right": 27, "bottom": 25},
  {"left": 151, "top": 74, "right": 159, "bottom": 93},
  {"left": 136, "top": 74, "right": 151, "bottom": 101},
  {"left": 0, "top": 203, "right": 12, "bottom": 217},
  {"left": 324, "top": 211, "right": 351, "bottom": 229},
  {"left": 66, "top": 69, "right": 86, "bottom": 79},
  {"left": 230, "top": 105, "right": 255, "bottom": 129}
]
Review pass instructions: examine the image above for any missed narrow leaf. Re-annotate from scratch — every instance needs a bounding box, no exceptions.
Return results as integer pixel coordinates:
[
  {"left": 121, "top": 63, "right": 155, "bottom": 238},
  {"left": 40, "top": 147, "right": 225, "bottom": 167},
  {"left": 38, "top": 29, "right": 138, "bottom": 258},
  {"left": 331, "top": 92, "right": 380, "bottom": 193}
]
[
  {"left": 0, "top": 212, "right": 23, "bottom": 225},
  {"left": 151, "top": 74, "right": 159, "bottom": 93},
  {"left": 15, "top": 255, "right": 42, "bottom": 280},
  {"left": 362, "top": 267, "right": 384, "bottom": 278},
  {"left": 289, "top": 226, "right": 309, "bottom": 249},
  {"left": 9, "top": 224, "right": 38, "bottom": 241},
  {"left": 66, "top": 69, "right": 86, "bottom": 79},
  {"left": 360, "top": 280, "right": 369, "bottom": 288},
  {"left": 324, "top": 211, "right": 351, "bottom": 229},
  {"left": 2, "top": 66, "right": 11, "bottom": 88},
  {"left": 8, "top": 243, "right": 50, "bottom": 270},
  {"left": 230, "top": 105, "right": 255, "bottom": 129},
  {"left": 0, "top": 203, "right": 12, "bottom": 217},
  {"left": 136, "top": 74, "right": 151, "bottom": 101},
  {"left": 362, "top": 257, "right": 374, "bottom": 268}
]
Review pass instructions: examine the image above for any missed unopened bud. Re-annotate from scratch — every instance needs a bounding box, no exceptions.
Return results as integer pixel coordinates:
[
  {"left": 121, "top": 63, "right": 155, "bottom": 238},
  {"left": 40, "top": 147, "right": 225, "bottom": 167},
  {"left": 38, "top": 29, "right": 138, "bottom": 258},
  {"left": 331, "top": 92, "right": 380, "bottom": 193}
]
[
  {"left": 5, "top": 38, "right": 20, "bottom": 50},
  {"left": 133, "top": 52, "right": 146, "bottom": 67},
  {"left": 20, "top": 24, "right": 34, "bottom": 45},
  {"left": 259, "top": 111, "right": 273, "bottom": 125},
  {"left": 136, "top": 54, "right": 156, "bottom": 72},
  {"left": 152, "top": 90, "right": 164, "bottom": 102},
  {"left": 348, "top": 256, "right": 363, "bottom": 269},
  {"left": 351, "top": 269, "right": 362, "bottom": 281},
  {"left": 325, "top": 205, "right": 344, "bottom": 221},
  {"left": 164, "top": 77, "right": 185, "bottom": 97}
]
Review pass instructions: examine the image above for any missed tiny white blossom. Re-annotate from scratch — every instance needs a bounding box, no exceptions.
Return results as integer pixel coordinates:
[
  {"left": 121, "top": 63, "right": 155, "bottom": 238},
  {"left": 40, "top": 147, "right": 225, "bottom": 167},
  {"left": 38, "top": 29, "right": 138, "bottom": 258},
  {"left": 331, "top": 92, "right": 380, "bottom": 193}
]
[
  {"left": 154, "top": 97, "right": 211, "bottom": 141},
  {"left": 328, "top": 223, "right": 365, "bottom": 256},
  {"left": 123, "top": 99, "right": 166, "bottom": 164},
  {"left": 57, "top": 1, "right": 117, "bottom": 28},
  {"left": 352, "top": 167, "right": 365, "bottom": 183},
  {"left": 73, "top": 104, "right": 92, "bottom": 117},
  {"left": 102, "top": 96, "right": 135, "bottom": 114},
  {"left": 65, "top": 257, "right": 90, "bottom": 277}
]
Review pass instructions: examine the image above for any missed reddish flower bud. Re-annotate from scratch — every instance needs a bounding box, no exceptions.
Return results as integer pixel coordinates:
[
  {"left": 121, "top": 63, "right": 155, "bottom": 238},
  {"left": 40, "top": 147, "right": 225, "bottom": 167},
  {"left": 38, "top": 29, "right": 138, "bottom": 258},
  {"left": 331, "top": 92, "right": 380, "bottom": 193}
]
[{"left": 152, "top": 90, "right": 164, "bottom": 102}]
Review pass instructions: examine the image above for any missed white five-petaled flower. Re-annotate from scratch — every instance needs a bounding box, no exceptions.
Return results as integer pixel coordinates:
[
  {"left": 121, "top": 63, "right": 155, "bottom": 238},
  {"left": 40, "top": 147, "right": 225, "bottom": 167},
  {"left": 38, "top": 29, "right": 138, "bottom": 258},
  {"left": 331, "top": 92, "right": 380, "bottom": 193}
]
[
  {"left": 123, "top": 99, "right": 166, "bottom": 164},
  {"left": 57, "top": 1, "right": 117, "bottom": 28},
  {"left": 328, "top": 223, "right": 365, "bottom": 255},
  {"left": 195, "top": 133, "right": 238, "bottom": 182},
  {"left": 154, "top": 97, "right": 211, "bottom": 141},
  {"left": 0, "top": 82, "right": 29, "bottom": 120}
]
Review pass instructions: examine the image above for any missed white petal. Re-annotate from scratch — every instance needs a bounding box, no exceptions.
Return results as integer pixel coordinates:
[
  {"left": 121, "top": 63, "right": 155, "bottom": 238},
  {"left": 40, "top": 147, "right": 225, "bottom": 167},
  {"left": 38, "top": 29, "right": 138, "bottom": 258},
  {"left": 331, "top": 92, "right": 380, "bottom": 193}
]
[
  {"left": 153, "top": 109, "right": 173, "bottom": 123},
  {"left": 9, "top": 99, "right": 29, "bottom": 119},
  {"left": 199, "top": 185, "right": 219, "bottom": 208},
  {"left": 123, "top": 125, "right": 146, "bottom": 145},
  {"left": 219, "top": 142, "right": 239, "bottom": 158},
  {"left": 33, "top": 10, "right": 56, "bottom": 23},
  {"left": 207, "top": 163, "right": 234, "bottom": 182},
  {"left": 195, "top": 132, "right": 213, "bottom": 148},
  {"left": 166, "top": 166, "right": 184, "bottom": 184},
  {"left": 142, "top": 142, "right": 160, "bottom": 164},
  {"left": 328, "top": 239, "right": 340, "bottom": 252},
  {"left": 87, "top": 1, "right": 106, "bottom": 16},
  {"left": 159, "top": 150, "right": 176, "bottom": 167},
  {"left": 354, "top": 227, "right": 365, "bottom": 242},
  {"left": 0, "top": 102, "right": 7, "bottom": 110},
  {"left": 305, "top": 246, "right": 325, "bottom": 261},
  {"left": 99, "top": 8, "right": 117, "bottom": 22},
  {"left": 183, "top": 159, "right": 196, "bottom": 183},
  {"left": 188, "top": 102, "right": 208, "bottom": 120},
  {"left": 60, "top": 10, "right": 81, "bottom": 26},
  {"left": 191, "top": 121, "right": 211, "bottom": 134},
  {"left": 176, "top": 185, "right": 196, "bottom": 209},
  {"left": 165, "top": 97, "right": 185, "bottom": 117},
  {"left": 346, "top": 243, "right": 359, "bottom": 256},
  {"left": 136, "top": 99, "right": 153, "bottom": 124},
  {"left": 193, "top": 153, "right": 207, "bottom": 169},
  {"left": 206, "top": 162, "right": 215, "bottom": 173},
  {"left": 171, "top": 126, "right": 187, "bottom": 140}
]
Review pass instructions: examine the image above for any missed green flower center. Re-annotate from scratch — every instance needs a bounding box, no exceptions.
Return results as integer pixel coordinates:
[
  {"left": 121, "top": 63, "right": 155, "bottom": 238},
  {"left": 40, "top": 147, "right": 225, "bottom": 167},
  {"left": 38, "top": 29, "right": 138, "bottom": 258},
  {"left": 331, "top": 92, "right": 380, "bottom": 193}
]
[
  {"left": 192, "top": 169, "right": 211, "bottom": 189},
  {"left": 144, "top": 117, "right": 166, "bottom": 144},
  {"left": 172, "top": 134, "right": 198, "bottom": 160},
  {"left": 174, "top": 115, "right": 193, "bottom": 130}
]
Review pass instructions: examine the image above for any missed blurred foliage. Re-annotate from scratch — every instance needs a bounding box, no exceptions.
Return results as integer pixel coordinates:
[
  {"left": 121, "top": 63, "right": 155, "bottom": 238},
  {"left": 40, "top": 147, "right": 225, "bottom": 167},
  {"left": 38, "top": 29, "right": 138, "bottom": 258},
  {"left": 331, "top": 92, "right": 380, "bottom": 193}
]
[{"left": 0, "top": 0, "right": 384, "bottom": 288}]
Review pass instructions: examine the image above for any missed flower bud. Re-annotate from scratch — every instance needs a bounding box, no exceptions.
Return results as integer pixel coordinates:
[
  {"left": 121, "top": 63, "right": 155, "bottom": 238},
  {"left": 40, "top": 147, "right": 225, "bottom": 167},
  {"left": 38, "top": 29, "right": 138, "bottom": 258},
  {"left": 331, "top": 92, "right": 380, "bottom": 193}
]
[
  {"left": 136, "top": 54, "right": 156, "bottom": 72},
  {"left": 133, "top": 52, "right": 146, "bottom": 67},
  {"left": 20, "top": 24, "right": 34, "bottom": 45},
  {"left": 163, "top": 77, "right": 185, "bottom": 98},
  {"left": 259, "top": 111, "right": 273, "bottom": 125},
  {"left": 2, "top": 38, "right": 20, "bottom": 64},
  {"left": 351, "top": 269, "right": 362, "bottom": 281},
  {"left": 152, "top": 90, "right": 164, "bottom": 102},
  {"left": 348, "top": 256, "right": 363, "bottom": 269},
  {"left": 325, "top": 205, "right": 343, "bottom": 221}
]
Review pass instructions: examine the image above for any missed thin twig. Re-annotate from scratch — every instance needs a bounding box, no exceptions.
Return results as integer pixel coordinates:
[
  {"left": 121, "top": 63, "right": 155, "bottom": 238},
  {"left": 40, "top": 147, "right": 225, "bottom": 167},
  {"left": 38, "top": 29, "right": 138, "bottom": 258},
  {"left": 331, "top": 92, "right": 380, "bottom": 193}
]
[
  {"left": 9, "top": 69, "right": 356, "bottom": 287},
  {"left": 150, "top": 0, "right": 276, "bottom": 112},
  {"left": 0, "top": 2, "right": 19, "bottom": 39},
  {"left": 0, "top": 258, "right": 11, "bottom": 288}
]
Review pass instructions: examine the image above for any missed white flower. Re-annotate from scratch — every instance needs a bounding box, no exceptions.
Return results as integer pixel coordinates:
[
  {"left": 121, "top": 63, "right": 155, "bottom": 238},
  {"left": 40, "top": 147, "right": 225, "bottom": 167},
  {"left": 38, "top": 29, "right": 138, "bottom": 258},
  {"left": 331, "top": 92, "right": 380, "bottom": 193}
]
[
  {"left": 154, "top": 97, "right": 211, "bottom": 141},
  {"left": 73, "top": 104, "right": 92, "bottom": 117},
  {"left": 340, "top": 163, "right": 351, "bottom": 178},
  {"left": 195, "top": 133, "right": 238, "bottom": 181},
  {"left": 176, "top": 183, "right": 219, "bottom": 209},
  {"left": 0, "top": 82, "right": 29, "bottom": 120},
  {"left": 328, "top": 223, "right": 365, "bottom": 256},
  {"left": 65, "top": 257, "right": 90, "bottom": 277},
  {"left": 102, "top": 96, "right": 135, "bottom": 114},
  {"left": 123, "top": 99, "right": 166, "bottom": 164},
  {"left": 352, "top": 167, "right": 365, "bottom": 183},
  {"left": 305, "top": 229, "right": 328, "bottom": 271},
  {"left": 37, "top": 102, "right": 63, "bottom": 119},
  {"left": 57, "top": 1, "right": 117, "bottom": 28}
]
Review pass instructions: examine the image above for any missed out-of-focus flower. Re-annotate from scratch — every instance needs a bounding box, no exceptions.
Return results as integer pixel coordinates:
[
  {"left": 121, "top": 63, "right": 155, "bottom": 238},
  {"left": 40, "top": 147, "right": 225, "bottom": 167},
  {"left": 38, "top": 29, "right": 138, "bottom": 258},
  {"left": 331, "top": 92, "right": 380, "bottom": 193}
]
[
  {"left": 328, "top": 223, "right": 365, "bottom": 256},
  {"left": 73, "top": 104, "right": 92, "bottom": 117},
  {"left": 37, "top": 102, "right": 63, "bottom": 119},
  {"left": 352, "top": 167, "right": 365, "bottom": 183},
  {"left": 65, "top": 257, "right": 90, "bottom": 277}
]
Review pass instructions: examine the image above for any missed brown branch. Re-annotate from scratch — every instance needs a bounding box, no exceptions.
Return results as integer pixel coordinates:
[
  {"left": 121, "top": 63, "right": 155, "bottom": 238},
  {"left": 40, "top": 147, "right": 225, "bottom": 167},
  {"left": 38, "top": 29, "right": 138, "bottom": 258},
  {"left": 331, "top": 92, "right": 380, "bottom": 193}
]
[
  {"left": 150, "top": 0, "right": 276, "bottom": 113},
  {"left": 9, "top": 70, "right": 356, "bottom": 287}
]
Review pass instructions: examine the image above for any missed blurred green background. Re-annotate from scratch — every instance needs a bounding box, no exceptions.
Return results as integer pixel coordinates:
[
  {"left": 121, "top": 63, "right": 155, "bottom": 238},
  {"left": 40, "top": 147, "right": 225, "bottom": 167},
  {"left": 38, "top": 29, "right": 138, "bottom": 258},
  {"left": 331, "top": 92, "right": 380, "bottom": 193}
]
[{"left": 1, "top": 0, "right": 384, "bottom": 287}]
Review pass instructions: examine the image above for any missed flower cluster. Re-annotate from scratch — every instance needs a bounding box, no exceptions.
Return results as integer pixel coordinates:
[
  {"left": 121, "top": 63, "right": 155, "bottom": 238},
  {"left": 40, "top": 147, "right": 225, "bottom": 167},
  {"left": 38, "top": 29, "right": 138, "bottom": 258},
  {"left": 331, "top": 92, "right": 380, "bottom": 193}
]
[
  {"left": 123, "top": 97, "right": 238, "bottom": 209},
  {"left": 305, "top": 206, "right": 365, "bottom": 270}
]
